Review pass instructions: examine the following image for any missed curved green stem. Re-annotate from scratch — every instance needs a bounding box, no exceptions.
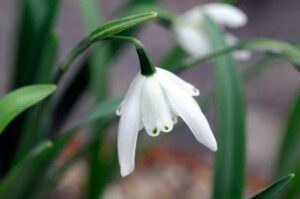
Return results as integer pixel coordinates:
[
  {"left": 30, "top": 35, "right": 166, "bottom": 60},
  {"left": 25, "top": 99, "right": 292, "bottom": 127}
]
[
  {"left": 108, "top": 36, "right": 156, "bottom": 76},
  {"left": 49, "top": 12, "right": 157, "bottom": 83}
]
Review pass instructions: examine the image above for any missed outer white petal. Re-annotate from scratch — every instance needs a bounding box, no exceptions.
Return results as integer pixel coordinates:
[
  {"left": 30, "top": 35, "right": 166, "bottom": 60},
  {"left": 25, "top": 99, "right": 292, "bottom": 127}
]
[
  {"left": 117, "top": 75, "right": 145, "bottom": 177},
  {"left": 202, "top": 3, "right": 248, "bottom": 28},
  {"left": 141, "top": 77, "right": 173, "bottom": 136},
  {"left": 225, "top": 33, "right": 252, "bottom": 61},
  {"left": 155, "top": 73, "right": 217, "bottom": 151},
  {"left": 173, "top": 21, "right": 211, "bottom": 57},
  {"left": 116, "top": 73, "right": 144, "bottom": 116},
  {"left": 156, "top": 67, "right": 200, "bottom": 96}
]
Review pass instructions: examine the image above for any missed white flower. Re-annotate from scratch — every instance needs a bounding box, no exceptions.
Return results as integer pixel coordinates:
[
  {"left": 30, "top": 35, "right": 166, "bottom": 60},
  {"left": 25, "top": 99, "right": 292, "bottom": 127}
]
[
  {"left": 116, "top": 67, "right": 217, "bottom": 177},
  {"left": 173, "top": 3, "right": 251, "bottom": 60}
]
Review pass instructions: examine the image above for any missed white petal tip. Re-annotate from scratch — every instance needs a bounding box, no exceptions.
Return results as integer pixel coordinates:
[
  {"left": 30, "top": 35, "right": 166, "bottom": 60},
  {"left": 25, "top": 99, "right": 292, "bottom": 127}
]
[
  {"left": 205, "top": 137, "right": 218, "bottom": 152},
  {"left": 116, "top": 107, "right": 122, "bottom": 116},
  {"left": 209, "top": 143, "right": 218, "bottom": 152},
  {"left": 120, "top": 165, "right": 134, "bottom": 177}
]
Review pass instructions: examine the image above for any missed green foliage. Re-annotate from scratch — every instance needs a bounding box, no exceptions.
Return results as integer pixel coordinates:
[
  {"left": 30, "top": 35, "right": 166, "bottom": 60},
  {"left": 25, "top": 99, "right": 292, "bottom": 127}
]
[
  {"left": 0, "top": 140, "right": 53, "bottom": 199},
  {"left": 205, "top": 16, "right": 246, "bottom": 199},
  {"left": 251, "top": 174, "right": 295, "bottom": 199},
  {"left": 275, "top": 91, "right": 300, "bottom": 198},
  {"left": 0, "top": 85, "right": 56, "bottom": 133},
  {"left": 14, "top": 0, "right": 60, "bottom": 87},
  {"left": 179, "top": 38, "right": 300, "bottom": 71}
]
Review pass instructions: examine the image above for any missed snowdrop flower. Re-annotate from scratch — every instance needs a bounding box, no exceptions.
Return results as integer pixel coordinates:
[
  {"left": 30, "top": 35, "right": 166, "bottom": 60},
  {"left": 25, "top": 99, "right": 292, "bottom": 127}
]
[
  {"left": 115, "top": 38, "right": 217, "bottom": 177},
  {"left": 173, "top": 3, "right": 251, "bottom": 60}
]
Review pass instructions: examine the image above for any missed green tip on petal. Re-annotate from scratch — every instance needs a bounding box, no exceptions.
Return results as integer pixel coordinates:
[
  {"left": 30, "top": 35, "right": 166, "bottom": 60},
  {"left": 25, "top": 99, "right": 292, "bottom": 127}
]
[
  {"left": 152, "top": 128, "right": 158, "bottom": 134},
  {"left": 164, "top": 126, "right": 169, "bottom": 130}
]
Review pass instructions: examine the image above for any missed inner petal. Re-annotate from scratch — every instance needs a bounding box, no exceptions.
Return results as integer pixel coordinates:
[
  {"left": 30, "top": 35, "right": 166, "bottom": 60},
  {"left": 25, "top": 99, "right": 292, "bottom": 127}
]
[{"left": 141, "top": 77, "right": 173, "bottom": 136}]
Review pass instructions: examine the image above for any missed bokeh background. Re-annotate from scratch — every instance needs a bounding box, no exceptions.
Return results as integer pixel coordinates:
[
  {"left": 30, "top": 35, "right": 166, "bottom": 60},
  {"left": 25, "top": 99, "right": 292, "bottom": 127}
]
[{"left": 1, "top": 0, "right": 300, "bottom": 198}]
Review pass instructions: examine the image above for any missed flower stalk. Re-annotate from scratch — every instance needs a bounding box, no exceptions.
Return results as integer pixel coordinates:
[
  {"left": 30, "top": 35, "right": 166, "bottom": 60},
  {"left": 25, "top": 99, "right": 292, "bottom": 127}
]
[{"left": 108, "top": 36, "right": 156, "bottom": 76}]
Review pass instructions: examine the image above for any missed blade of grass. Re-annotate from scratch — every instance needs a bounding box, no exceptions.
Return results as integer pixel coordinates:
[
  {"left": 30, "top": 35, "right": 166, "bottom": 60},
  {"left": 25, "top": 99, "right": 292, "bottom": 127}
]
[
  {"left": 250, "top": 174, "right": 295, "bottom": 199},
  {"left": 276, "top": 91, "right": 300, "bottom": 176},
  {"left": 274, "top": 90, "right": 300, "bottom": 198},
  {"left": 204, "top": 15, "right": 246, "bottom": 199}
]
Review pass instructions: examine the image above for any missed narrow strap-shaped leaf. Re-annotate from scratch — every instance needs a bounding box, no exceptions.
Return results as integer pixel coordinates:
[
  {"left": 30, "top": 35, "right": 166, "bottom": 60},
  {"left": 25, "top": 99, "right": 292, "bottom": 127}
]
[
  {"left": 0, "top": 85, "right": 56, "bottom": 134},
  {"left": 35, "top": 33, "right": 59, "bottom": 83},
  {"left": 274, "top": 90, "right": 300, "bottom": 198},
  {"left": 205, "top": 16, "right": 246, "bottom": 199},
  {"left": 14, "top": 0, "right": 60, "bottom": 87},
  {"left": 276, "top": 91, "right": 300, "bottom": 176},
  {"left": 0, "top": 140, "right": 53, "bottom": 199},
  {"left": 250, "top": 174, "right": 295, "bottom": 199},
  {"left": 179, "top": 38, "right": 300, "bottom": 71},
  {"left": 126, "top": 4, "right": 176, "bottom": 26}
]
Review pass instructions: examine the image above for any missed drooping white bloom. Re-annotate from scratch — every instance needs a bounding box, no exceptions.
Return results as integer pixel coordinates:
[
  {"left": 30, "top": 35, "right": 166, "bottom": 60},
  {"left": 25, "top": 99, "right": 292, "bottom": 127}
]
[
  {"left": 116, "top": 67, "right": 217, "bottom": 177},
  {"left": 173, "top": 3, "right": 251, "bottom": 60}
]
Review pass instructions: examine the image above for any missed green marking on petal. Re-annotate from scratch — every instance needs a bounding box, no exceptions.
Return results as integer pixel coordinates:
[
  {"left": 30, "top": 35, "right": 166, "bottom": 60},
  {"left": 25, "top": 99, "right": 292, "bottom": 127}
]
[
  {"left": 164, "top": 126, "right": 169, "bottom": 130},
  {"left": 152, "top": 128, "right": 158, "bottom": 134}
]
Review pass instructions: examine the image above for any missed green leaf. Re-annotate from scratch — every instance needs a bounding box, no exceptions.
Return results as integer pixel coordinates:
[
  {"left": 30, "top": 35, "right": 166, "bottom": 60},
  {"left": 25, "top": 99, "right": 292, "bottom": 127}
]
[
  {"left": 51, "top": 11, "right": 157, "bottom": 83},
  {"left": 28, "top": 99, "right": 119, "bottom": 198},
  {"left": 179, "top": 38, "right": 300, "bottom": 72},
  {"left": 274, "top": 90, "right": 300, "bottom": 198},
  {"left": 0, "top": 140, "right": 53, "bottom": 199},
  {"left": 276, "top": 91, "right": 300, "bottom": 176},
  {"left": 205, "top": 16, "right": 246, "bottom": 199},
  {"left": 0, "top": 85, "right": 56, "bottom": 134},
  {"left": 14, "top": 0, "right": 60, "bottom": 87},
  {"left": 35, "top": 33, "right": 59, "bottom": 83},
  {"left": 251, "top": 174, "right": 295, "bottom": 199},
  {"left": 126, "top": 4, "right": 176, "bottom": 26}
]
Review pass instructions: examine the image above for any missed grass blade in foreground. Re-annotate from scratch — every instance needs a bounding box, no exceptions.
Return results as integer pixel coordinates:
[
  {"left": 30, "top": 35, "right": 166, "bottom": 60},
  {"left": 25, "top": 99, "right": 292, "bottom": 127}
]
[
  {"left": 0, "top": 85, "right": 56, "bottom": 133},
  {"left": 205, "top": 16, "right": 246, "bottom": 199},
  {"left": 276, "top": 91, "right": 300, "bottom": 176},
  {"left": 251, "top": 174, "right": 295, "bottom": 199},
  {"left": 275, "top": 90, "right": 300, "bottom": 198}
]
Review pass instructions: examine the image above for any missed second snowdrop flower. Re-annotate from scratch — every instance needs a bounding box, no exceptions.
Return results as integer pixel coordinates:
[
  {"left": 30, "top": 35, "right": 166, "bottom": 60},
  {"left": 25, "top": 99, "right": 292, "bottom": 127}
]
[
  {"left": 173, "top": 3, "right": 251, "bottom": 60},
  {"left": 114, "top": 37, "right": 217, "bottom": 177}
]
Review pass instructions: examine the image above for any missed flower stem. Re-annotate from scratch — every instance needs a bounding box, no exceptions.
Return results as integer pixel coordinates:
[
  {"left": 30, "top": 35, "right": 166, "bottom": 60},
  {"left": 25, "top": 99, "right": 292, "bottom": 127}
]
[{"left": 108, "top": 36, "right": 156, "bottom": 76}]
